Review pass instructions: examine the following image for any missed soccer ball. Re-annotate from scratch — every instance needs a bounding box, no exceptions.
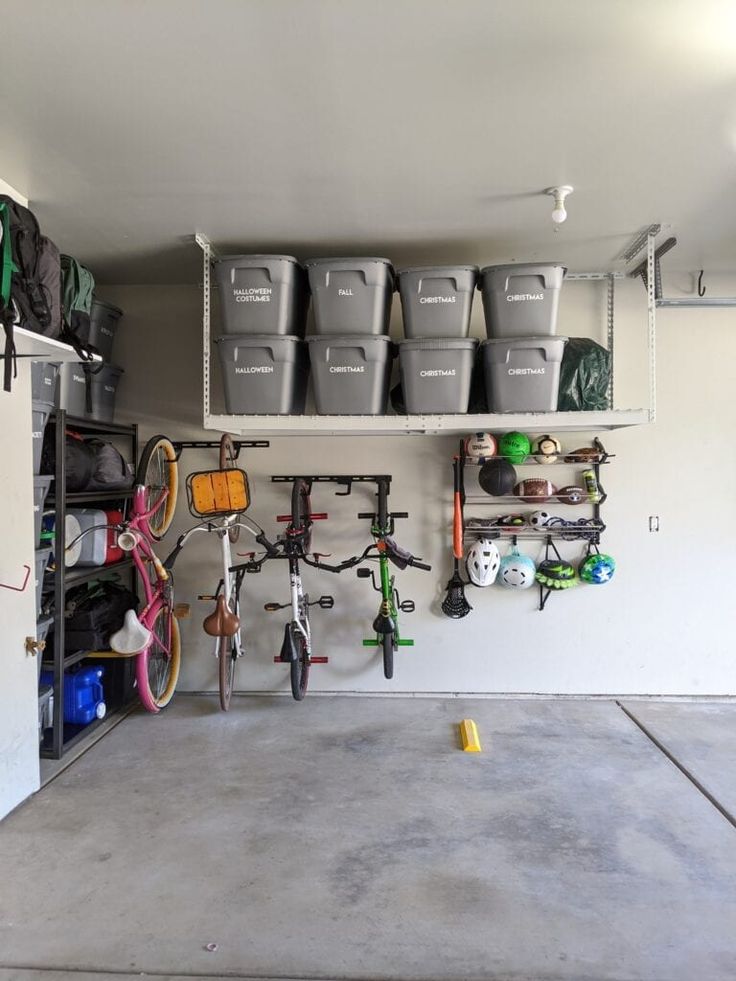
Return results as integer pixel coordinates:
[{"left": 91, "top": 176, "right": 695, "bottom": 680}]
[{"left": 528, "top": 510, "right": 552, "bottom": 528}]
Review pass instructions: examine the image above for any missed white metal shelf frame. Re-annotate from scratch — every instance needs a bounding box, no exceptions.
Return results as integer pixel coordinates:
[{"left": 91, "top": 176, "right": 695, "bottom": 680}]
[{"left": 196, "top": 233, "right": 658, "bottom": 436}]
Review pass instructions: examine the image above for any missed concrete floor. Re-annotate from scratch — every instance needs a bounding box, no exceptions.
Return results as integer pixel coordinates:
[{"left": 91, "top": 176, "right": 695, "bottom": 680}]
[{"left": 2, "top": 696, "right": 736, "bottom": 981}]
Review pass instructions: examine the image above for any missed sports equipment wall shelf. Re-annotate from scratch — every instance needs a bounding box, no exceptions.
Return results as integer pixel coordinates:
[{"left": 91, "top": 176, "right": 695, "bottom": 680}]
[
  {"left": 9, "top": 326, "right": 103, "bottom": 363},
  {"left": 196, "top": 232, "right": 659, "bottom": 437}
]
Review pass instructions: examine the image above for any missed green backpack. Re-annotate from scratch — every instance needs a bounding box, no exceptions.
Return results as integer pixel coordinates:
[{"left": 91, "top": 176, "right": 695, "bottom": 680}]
[{"left": 61, "top": 254, "right": 95, "bottom": 354}]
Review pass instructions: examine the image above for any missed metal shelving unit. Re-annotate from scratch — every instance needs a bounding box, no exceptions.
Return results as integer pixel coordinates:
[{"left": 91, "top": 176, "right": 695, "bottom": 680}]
[
  {"left": 40, "top": 410, "right": 139, "bottom": 760},
  {"left": 195, "top": 232, "right": 658, "bottom": 437}
]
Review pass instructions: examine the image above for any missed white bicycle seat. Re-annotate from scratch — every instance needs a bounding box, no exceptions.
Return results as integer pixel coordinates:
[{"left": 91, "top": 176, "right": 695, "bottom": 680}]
[{"left": 110, "top": 609, "right": 152, "bottom": 655}]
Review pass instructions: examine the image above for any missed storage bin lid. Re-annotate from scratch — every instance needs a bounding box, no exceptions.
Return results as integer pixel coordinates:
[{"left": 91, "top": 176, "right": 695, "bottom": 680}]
[
  {"left": 478, "top": 262, "right": 567, "bottom": 288},
  {"left": 399, "top": 338, "right": 478, "bottom": 351},
  {"left": 306, "top": 334, "right": 393, "bottom": 347},
  {"left": 90, "top": 364, "right": 124, "bottom": 379},
  {"left": 33, "top": 474, "right": 54, "bottom": 488},
  {"left": 216, "top": 334, "right": 305, "bottom": 346},
  {"left": 90, "top": 298, "right": 123, "bottom": 317},
  {"left": 304, "top": 257, "right": 394, "bottom": 268},
  {"left": 216, "top": 254, "right": 302, "bottom": 265},
  {"left": 481, "top": 336, "right": 568, "bottom": 361},
  {"left": 398, "top": 265, "right": 479, "bottom": 276}
]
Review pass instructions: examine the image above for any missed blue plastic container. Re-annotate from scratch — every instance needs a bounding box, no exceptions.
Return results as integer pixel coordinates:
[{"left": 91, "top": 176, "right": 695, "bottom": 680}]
[{"left": 40, "top": 665, "right": 106, "bottom": 726}]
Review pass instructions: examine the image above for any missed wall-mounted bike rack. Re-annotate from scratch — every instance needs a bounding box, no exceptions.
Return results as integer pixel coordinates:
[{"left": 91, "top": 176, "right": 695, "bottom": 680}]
[
  {"left": 171, "top": 439, "right": 269, "bottom": 462},
  {"left": 271, "top": 474, "right": 392, "bottom": 496}
]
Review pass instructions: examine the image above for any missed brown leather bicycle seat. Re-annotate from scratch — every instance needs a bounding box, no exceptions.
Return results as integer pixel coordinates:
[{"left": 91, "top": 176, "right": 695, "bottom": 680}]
[{"left": 203, "top": 594, "right": 240, "bottom": 638}]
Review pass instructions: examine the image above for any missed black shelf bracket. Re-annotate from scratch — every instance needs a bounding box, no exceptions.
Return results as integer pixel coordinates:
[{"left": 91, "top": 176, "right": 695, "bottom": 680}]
[{"left": 271, "top": 474, "right": 392, "bottom": 498}]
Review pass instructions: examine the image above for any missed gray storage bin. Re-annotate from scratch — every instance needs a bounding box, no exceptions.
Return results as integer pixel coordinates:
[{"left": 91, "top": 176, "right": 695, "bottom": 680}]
[
  {"left": 31, "top": 400, "right": 53, "bottom": 474},
  {"left": 216, "top": 335, "right": 308, "bottom": 414},
  {"left": 36, "top": 615, "right": 54, "bottom": 682},
  {"left": 399, "top": 338, "right": 478, "bottom": 414},
  {"left": 38, "top": 683, "right": 54, "bottom": 744},
  {"left": 88, "top": 299, "right": 123, "bottom": 361},
  {"left": 305, "top": 258, "right": 394, "bottom": 335},
  {"left": 31, "top": 361, "right": 59, "bottom": 401},
  {"left": 34, "top": 546, "right": 52, "bottom": 618},
  {"left": 88, "top": 364, "right": 123, "bottom": 423},
  {"left": 307, "top": 335, "right": 392, "bottom": 415},
  {"left": 215, "top": 255, "right": 308, "bottom": 337},
  {"left": 482, "top": 336, "right": 568, "bottom": 412},
  {"left": 398, "top": 266, "right": 478, "bottom": 339},
  {"left": 56, "top": 362, "right": 89, "bottom": 418},
  {"left": 33, "top": 475, "right": 53, "bottom": 547},
  {"left": 478, "top": 263, "right": 566, "bottom": 338}
]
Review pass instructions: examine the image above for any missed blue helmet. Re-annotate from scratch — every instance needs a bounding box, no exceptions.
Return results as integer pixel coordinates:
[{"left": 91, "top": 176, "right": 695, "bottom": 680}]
[
  {"left": 579, "top": 553, "right": 616, "bottom": 584},
  {"left": 498, "top": 546, "right": 536, "bottom": 589}
]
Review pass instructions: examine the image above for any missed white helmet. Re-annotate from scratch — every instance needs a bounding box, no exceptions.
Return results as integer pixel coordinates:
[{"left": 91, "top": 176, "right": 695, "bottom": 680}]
[{"left": 466, "top": 538, "right": 500, "bottom": 587}]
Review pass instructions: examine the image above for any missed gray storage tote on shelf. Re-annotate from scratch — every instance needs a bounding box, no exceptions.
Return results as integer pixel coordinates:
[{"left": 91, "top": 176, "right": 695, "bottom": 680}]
[
  {"left": 307, "top": 335, "right": 392, "bottom": 415},
  {"left": 36, "top": 615, "right": 54, "bottom": 683},
  {"left": 34, "top": 546, "right": 52, "bottom": 618},
  {"left": 215, "top": 255, "right": 308, "bottom": 337},
  {"left": 305, "top": 258, "right": 395, "bottom": 335},
  {"left": 481, "top": 336, "right": 568, "bottom": 412},
  {"left": 87, "top": 364, "right": 123, "bottom": 424},
  {"left": 478, "top": 263, "right": 566, "bottom": 338},
  {"left": 56, "top": 363, "right": 88, "bottom": 417},
  {"left": 31, "top": 361, "right": 60, "bottom": 402},
  {"left": 216, "top": 334, "right": 308, "bottom": 414},
  {"left": 31, "top": 400, "right": 53, "bottom": 475},
  {"left": 398, "top": 266, "right": 478, "bottom": 338},
  {"left": 86, "top": 299, "right": 123, "bottom": 361},
  {"left": 398, "top": 338, "right": 478, "bottom": 414},
  {"left": 33, "top": 475, "right": 53, "bottom": 548}
]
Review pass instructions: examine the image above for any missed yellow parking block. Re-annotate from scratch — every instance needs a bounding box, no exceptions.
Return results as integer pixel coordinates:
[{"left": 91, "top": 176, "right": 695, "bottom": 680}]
[{"left": 459, "top": 718, "right": 482, "bottom": 753}]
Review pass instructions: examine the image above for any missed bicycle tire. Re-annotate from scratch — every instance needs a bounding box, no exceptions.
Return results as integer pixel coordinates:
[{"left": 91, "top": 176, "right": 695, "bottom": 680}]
[
  {"left": 289, "top": 623, "right": 310, "bottom": 701},
  {"left": 136, "top": 435, "right": 179, "bottom": 540},
  {"left": 382, "top": 632, "right": 394, "bottom": 680},
  {"left": 218, "top": 633, "right": 237, "bottom": 711},
  {"left": 136, "top": 606, "right": 181, "bottom": 712},
  {"left": 291, "top": 478, "right": 312, "bottom": 553},
  {"left": 219, "top": 433, "right": 240, "bottom": 544}
]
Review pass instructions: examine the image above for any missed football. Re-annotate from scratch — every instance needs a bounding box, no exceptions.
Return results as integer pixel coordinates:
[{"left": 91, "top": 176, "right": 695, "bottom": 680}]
[
  {"left": 557, "top": 485, "right": 586, "bottom": 505},
  {"left": 564, "top": 447, "right": 602, "bottom": 464},
  {"left": 514, "top": 478, "right": 556, "bottom": 504},
  {"left": 464, "top": 432, "right": 497, "bottom": 463}
]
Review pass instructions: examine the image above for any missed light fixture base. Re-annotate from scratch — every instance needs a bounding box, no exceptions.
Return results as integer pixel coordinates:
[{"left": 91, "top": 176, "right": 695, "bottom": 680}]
[{"left": 545, "top": 185, "right": 574, "bottom": 224}]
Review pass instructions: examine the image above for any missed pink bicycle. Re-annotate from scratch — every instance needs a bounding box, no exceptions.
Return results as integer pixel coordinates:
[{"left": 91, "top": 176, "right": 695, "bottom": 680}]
[{"left": 71, "top": 435, "right": 181, "bottom": 712}]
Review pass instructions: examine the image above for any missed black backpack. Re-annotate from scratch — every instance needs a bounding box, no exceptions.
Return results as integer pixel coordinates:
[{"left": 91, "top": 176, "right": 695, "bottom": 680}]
[{"left": 0, "top": 195, "right": 61, "bottom": 391}]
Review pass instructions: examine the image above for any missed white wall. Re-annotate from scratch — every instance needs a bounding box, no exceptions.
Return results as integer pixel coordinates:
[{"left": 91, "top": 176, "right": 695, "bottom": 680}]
[
  {"left": 0, "top": 363, "right": 41, "bottom": 814},
  {"left": 102, "top": 273, "right": 736, "bottom": 696}
]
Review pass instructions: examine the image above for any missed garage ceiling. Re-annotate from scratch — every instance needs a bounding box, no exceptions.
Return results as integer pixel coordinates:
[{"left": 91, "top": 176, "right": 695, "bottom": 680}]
[{"left": 2, "top": 0, "right": 736, "bottom": 283}]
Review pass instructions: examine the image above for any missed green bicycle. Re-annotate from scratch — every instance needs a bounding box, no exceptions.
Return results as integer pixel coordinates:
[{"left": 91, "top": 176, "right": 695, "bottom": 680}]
[{"left": 355, "top": 476, "right": 431, "bottom": 679}]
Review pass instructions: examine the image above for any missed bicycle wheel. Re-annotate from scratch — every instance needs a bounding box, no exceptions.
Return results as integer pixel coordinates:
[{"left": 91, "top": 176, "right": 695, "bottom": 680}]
[
  {"left": 289, "top": 623, "right": 310, "bottom": 701},
  {"left": 136, "top": 606, "right": 181, "bottom": 712},
  {"left": 218, "top": 633, "right": 237, "bottom": 711},
  {"left": 136, "top": 435, "right": 179, "bottom": 540},
  {"left": 291, "top": 478, "right": 312, "bottom": 553},
  {"left": 382, "top": 632, "right": 394, "bottom": 680},
  {"left": 219, "top": 433, "right": 240, "bottom": 544}
]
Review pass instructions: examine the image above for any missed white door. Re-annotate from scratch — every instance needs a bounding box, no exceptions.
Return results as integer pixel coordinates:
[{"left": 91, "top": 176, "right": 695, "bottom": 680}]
[{"left": 0, "top": 362, "right": 41, "bottom": 817}]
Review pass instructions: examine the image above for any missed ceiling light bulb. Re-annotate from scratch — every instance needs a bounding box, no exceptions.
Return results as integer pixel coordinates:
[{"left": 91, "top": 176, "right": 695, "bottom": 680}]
[{"left": 545, "top": 185, "right": 574, "bottom": 224}]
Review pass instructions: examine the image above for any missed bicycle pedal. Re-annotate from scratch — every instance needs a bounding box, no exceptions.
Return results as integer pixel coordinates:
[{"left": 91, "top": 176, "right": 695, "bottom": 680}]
[
  {"left": 399, "top": 600, "right": 415, "bottom": 613},
  {"left": 309, "top": 656, "right": 328, "bottom": 664},
  {"left": 174, "top": 604, "right": 191, "bottom": 619},
  {"left": 198, "top": 594, "right": 216, "bottom": 602},
  {"left": 361, "top": 639, "right": 379, "bottom": 647},
  {"left": 264, "top": 602, "right": 283, "bottom": 612},
  {"left": 397, "top": 639, "right": 414, "bottom": 647}
]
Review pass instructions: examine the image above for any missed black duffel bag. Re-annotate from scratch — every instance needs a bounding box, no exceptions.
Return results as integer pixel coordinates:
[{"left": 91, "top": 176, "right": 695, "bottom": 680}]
[
  {"left": 41, "top": 426, "right": 133, "bottom": 492},
  {"left": 64, "top": 580, "right": 139, "bottom": 654}
]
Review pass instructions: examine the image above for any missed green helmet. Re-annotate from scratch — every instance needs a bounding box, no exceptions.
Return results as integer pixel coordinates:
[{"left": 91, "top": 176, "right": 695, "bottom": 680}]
[
  {"left": 579, "top": 553, "right": 616, "bottom": 584},
  {"left": 535, "top": 559, "right": 577, "bottom": 590},
  {"left": 499, "top": 431, "right": 531, "bottom": 465}
]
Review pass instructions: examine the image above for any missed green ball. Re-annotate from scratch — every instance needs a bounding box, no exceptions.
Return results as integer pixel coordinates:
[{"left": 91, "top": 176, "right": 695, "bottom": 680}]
[{"left": 499, "top": 431, "right": 531, "bottom": 465}]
